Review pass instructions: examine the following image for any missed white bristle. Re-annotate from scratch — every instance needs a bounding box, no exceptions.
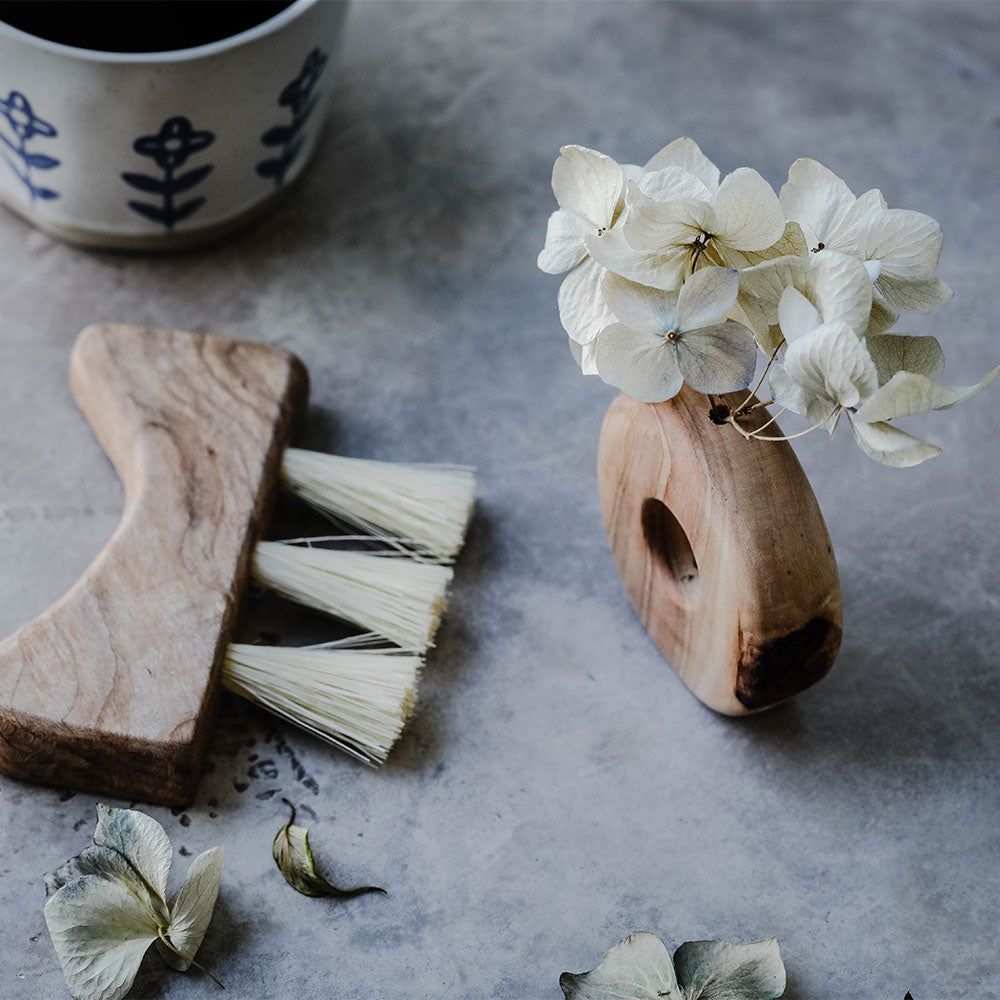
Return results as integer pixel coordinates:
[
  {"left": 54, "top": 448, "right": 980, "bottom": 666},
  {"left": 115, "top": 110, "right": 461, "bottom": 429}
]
[
  {"left": 252, "top": 541, "right": 453, "bottom": 650},
  {"left": 281, "top": 449, "right": 476, "bottom": 561},
  {"left": 223, "top": 644, "right": 421, "bottom": 766}
]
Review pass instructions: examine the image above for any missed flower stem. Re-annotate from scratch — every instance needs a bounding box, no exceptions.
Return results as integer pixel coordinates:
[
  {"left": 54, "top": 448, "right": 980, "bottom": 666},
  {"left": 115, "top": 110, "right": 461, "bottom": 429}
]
[
  {"left": 158, "top": 930, "right": 225, "bottom": 989},
  {"left": 746, "top": 407, "right": 839, "bottom": 442},
  {"left": 734, "top": 341, "right": 784, "bottom": 417},
  {"left": 746, "top": 404, "right": 786, "bottom": 435}
]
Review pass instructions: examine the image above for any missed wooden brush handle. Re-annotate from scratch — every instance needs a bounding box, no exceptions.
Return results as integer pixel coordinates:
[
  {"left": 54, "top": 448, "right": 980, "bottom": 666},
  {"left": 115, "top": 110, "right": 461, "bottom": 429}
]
[
  {"left": 0, "top": 325, "right": 308, "bottom": 805},
  {"left": 598, "top": 387, "right": 842, "bottom": 715}
]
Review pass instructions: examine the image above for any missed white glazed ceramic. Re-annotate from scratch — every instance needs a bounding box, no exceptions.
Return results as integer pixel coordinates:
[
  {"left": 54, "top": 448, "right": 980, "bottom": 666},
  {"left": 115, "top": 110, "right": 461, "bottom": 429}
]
[{"left": 0, "top": 0, "right": 346, "bottom": 250}]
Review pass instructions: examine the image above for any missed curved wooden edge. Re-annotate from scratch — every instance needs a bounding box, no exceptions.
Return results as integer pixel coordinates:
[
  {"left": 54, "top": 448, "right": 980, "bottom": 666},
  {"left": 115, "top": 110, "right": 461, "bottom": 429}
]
[
  {"left": 0, "top": 324, "right": 309, "bottom": 805},
  {"left": 598, "top": 387, "right": 842, "bottom": 715}
]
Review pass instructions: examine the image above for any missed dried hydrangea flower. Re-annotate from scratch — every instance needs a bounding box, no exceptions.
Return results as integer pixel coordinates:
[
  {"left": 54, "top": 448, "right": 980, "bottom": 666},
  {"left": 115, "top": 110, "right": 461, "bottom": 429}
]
[
  {"left": 538, "top": 145, "right": 630, "bottom": 347},
  {"left": 780, "top": 158, "right": 952, "bottom": 313},
  {"left": 595, "top": 267, "right": 757, "bottom": 402},
  {"left": 538, "top": 139, "right": 996, "bottom": 465}
]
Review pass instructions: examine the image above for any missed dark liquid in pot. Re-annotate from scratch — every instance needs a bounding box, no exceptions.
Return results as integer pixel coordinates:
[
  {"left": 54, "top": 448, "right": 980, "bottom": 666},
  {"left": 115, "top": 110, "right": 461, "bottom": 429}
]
[{"left": 0, "top": 1, "right": 296, "bottom": 53}]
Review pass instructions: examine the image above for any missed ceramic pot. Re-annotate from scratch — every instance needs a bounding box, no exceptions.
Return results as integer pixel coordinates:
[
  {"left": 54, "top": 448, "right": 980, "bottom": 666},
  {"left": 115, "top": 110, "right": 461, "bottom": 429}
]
[{"left": 0, "top": 0, "right": 347, "bottom": 250}]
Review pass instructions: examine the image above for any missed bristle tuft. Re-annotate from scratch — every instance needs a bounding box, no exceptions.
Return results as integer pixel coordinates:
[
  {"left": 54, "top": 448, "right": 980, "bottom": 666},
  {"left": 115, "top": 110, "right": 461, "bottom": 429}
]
[
  {"left": 252, "top": 541, "right": 453, "bottom": 650},
  {"left": 223, "top": 644, "right": 421, "bottom": 765},
  {"left": 281, "top": 449, "right": 476, "bottom": 561}
]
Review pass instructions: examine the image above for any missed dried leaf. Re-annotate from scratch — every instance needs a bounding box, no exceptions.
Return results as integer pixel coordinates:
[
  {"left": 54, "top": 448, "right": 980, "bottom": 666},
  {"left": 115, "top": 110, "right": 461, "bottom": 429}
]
[
  {"left": 273, "top": 799, "right": 386, "bottom": 900},
  {"left": 43, "top": 805, "right": 223, "bottom": 1000}
]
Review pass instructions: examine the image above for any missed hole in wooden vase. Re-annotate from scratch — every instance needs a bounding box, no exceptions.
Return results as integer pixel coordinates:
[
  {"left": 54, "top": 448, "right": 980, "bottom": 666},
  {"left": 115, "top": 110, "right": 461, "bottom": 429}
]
[{"left": 641, "top": 497, "right": 700, "bottom": 605}]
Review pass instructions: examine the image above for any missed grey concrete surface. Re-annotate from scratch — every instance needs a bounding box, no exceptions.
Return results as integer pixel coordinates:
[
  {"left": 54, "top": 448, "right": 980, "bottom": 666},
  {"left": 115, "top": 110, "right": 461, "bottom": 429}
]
[{"left": 1, "top": 2, "right": 998, "bottom": 997}]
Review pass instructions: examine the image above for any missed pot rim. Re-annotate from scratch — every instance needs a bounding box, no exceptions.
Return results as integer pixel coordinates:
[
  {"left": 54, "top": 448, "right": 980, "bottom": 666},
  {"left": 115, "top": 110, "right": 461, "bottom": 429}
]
[{"left": 0, "top": 0, "right": 317, "bottom": 65}]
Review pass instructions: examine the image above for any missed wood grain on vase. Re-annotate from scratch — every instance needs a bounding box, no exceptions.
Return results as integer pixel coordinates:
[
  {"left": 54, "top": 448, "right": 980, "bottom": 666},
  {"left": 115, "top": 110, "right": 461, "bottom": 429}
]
[{"left": 598, "top": 386, "right": 842, "bottom": 715}]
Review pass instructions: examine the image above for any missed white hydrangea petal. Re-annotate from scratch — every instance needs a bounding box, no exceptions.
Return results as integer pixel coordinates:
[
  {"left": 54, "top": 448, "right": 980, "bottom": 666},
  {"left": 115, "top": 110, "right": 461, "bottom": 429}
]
[
  {"left": 643, "top": 137, "right": 721, "bottom": 192},
  {"left": 552, "top": 145, "right": 623, "bottom": 228},
  {"left": 602, "top": 272, "right": 680, "bottom": 335},
  {"left": 849, "top": 417, "right": 941, "bottom": 467},
  {"left": 44, "top": 845, "right": 149, "bottom": 902},
  {"left": 615, "top": 164, "right": 644, "bottom": 222},
  {"left": 739, "top": 256, "right": 800, "bottom": 326},
  {"left": 155, "top": 846, "right": 224, "bottom": 973},
  {"left": 876, "top": 276, "right": 953, "bottom": 313},
  {"left": 850, "top": 208, "right": 943, "bottom": 282},
  {"left": 863, "top": 259, "right": 882, "bottom": 282},
  {"left": 937, "top": 365, "right": 1000, "bottom": 409},
  {"left": 594, "top": 323, "right": 685, "bottom": 402},
  {"left": 93, "top": 805, "right": 172, "bottom": 905},
  {"left": 853, "top": 371, "right": 958, "bottom": 422},
  {"left": 733, "top": 286, "right": 778, "bottom": 353},
  {"left": 560, "top": 932, "right": 681, "bottom": 1000},
  {"left": 835, "top": 187, "right": 887, "bottom": 240},
  {"left": 854, "top": 366, "right": 999, "bottom": 423},
  {"left": 867, "top": 333, "right": 945, "bottom": 385},
  {"left": 673, "top": 938, "right": 786, "bottom": 1000},
  {"left": 711, "top": 168, "right": 785, "bottom": 251},
  {"left": 806, "top": 251, "right": 873, "bottom": 337},
  {"left": 586, "top": 228, "right": 688, "bottom": 291},
  {"left": 558, "top": 257, "right": 614, "bottom": 345},
  {"left": 740, "top": 251, "right": 871, "bottom": 337},
  {"left": 568, "top": 337, "right": 601, "bottom": 376},
  {"left": 864, "top": 296, "right": 899, "bottom": 338},
  {"left": 676, "top": 267, "right": 740, "bottom": 331},
  {"left": 722, "top": 221, "right": 809, "bottom": 269},
  {"left": 778, "top": 286, "right": 822, "bottom": 341},
  {"left": 784, "top": 321, "right": 878, "bottom": 411},
  {"left": 779, "top": 158, "right": 857, "bottom": 251},
  {"left": 676, "top": 321, "right": 758, "bottom": 394},
  {"left": 537, "top": 210, "right": 591, "bottom": 274},
  {"left": 771, "top": 220, "right": 809, "bottom": 258},
  {"left": 769, "top": 363, "right": 813, "bottom": 417},
  {"left": 636, "top": 166, "right": 713, "bottom": 204},
  {"left": 623, "top": 187, "right": 716, "bottom": 252},
  {"left": 620, "top": 163, "right": 646, "bottom": 189},
  {"left": 44, "top": 876, "right": 160, "bottom": 1000}
]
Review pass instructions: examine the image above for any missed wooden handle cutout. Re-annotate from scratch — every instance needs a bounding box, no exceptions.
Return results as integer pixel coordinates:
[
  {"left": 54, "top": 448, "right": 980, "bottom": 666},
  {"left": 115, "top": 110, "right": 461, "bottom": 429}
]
[
  {"left": 598, "top": 387, "right": 843, "bottom": 715},
  {"left": 0, "top": 325, "right": 308, "bottom": 804}
]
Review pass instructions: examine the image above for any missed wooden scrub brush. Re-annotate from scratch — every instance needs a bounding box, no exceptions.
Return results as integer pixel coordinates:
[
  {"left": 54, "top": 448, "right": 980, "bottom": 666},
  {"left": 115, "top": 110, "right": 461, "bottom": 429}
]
[{"left": 0, "top": 324, "right": 475, "bottom": 805}]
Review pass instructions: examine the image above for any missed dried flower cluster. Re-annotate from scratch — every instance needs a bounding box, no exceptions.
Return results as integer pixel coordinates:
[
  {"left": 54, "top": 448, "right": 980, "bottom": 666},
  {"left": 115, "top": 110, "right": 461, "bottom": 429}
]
[{"left": 539, "top": 139, "right": 997, "bottom": 466}]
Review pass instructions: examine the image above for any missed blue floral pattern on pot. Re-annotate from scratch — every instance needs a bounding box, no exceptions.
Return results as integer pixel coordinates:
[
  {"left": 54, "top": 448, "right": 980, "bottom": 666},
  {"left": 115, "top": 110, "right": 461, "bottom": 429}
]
[
  {"left": 122, "top": 117, "right": 215, "bottom": 229},
  {"left": 0, "top": 90, "right": 60, "bottom": 202},
  {"left": 257, "top": 48, "right": 328, "bottom": 186}
]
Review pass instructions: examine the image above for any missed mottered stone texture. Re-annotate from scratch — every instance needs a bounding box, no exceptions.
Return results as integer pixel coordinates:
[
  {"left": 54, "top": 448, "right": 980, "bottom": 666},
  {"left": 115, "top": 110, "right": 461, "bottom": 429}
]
[{"left": 1, "top": 2, "right": 998, "bottom": 997}]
